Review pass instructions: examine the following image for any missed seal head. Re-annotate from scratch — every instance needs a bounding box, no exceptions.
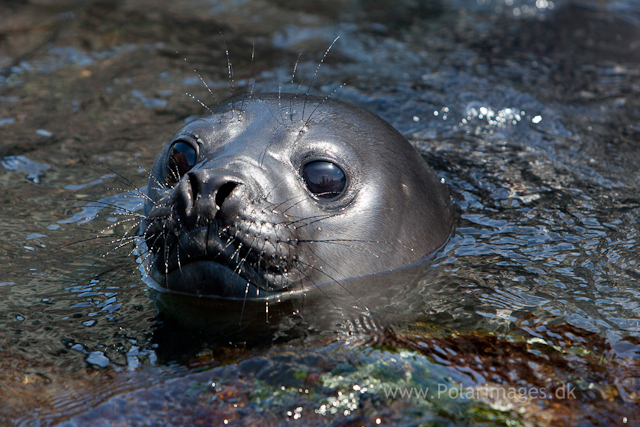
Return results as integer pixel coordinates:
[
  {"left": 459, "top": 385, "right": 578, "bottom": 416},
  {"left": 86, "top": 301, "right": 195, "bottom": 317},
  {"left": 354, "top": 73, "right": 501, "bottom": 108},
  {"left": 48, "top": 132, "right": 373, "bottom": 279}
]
[{"left": 140, "top": 93, "right": 452, "bottom": 299}]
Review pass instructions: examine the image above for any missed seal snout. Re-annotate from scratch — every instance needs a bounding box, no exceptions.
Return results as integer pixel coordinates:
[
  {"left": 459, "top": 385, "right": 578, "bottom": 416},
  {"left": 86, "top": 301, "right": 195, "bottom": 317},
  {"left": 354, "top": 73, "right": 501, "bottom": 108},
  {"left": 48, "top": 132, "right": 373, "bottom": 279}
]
[
  {"left": 143, "top": 165, "right": 310, "bottom": 296},
  {"left": 174, "top": 169, "right": 242, "bottom": 229}
]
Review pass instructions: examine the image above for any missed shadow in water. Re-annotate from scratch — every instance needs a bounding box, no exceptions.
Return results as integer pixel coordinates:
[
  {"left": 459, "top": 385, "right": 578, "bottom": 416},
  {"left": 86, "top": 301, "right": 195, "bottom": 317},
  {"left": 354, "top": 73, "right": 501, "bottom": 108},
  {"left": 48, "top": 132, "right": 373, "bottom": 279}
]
[{"left": 149, "top": 257, "right": 440, "bottom": 361}]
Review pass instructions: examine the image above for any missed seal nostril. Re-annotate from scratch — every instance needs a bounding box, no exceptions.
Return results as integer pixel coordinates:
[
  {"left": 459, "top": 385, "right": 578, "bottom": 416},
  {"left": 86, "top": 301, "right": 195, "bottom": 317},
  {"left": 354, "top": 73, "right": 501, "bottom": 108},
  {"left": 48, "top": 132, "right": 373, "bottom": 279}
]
[
  {"left": 215, "top": 182, "right": 237, "bottom": 208},
  {"left": 187, "top": 172, "right": 201, "bottom": 200}
]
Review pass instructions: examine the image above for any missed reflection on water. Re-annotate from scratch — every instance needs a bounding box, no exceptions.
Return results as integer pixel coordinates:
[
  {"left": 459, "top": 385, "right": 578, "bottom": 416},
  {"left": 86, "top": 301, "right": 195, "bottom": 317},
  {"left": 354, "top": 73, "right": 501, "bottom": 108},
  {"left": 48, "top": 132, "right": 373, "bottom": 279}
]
[{"left": 1, "top": 0, "right": 640, "bottom": 425}]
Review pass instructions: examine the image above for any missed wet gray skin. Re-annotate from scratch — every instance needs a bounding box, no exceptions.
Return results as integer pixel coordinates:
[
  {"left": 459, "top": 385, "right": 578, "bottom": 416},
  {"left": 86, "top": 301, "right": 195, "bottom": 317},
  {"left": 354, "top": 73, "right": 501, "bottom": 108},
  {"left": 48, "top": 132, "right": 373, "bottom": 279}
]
[{"left": 140, "top": 93, "right": 453, "bottom": 299}]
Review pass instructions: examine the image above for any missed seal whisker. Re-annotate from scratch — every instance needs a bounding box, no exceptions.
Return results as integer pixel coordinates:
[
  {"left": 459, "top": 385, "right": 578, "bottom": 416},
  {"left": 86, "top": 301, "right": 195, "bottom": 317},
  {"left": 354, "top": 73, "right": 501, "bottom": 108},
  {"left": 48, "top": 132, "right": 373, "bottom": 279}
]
[
  {"left": 162, "top": 222, "right": 171, "bottom": 276},
  {"left": 101, "top": 223, "right": 143, "bottom": 255},
  {"left": 265, "top": 193, "right": 306, "bottom": 214},
  {"left": 165, "top": 220, "right": 193, "bottom": 271},
  {"left": 136, "top": 246, "right": 157, "bottom": 277},
  {"left": 262, "top": 178, "right": 289, "bottom": 203},
  {"left": 102, "top": 219, "right": 140, "bottom": 249},
  {"left": 52, "top": 231, "right": 141, "bottom": 284},
  {"left": 232, "top": 245, "right": 252, "bottom": 277},
  {"left": 299, "top": 228, "right": 414, "bottom": 253},
  {"left": 105, "top": 230, "right": 140, "bottom": 250},
  {"left": 185, "top": 91, "right": 214, "bottom": 115},
  {"left": 74, "top": 199, "right": 147, "bottom": 220},
  {"left": 221, "top": 231, "right": 238, "bottom": 253},
  {"left": 88, "top": 252, "right": 144, "bottom": 289},
  {"left": 262, "top": 189, "right": 303, "bottom": 208},
  {"left": 168, "top": 159, "right": 185, "bottom": 185},
  {"left": 298, "top": 238, "right": 383, "bottom": 260},
  {"left": 297, "top": 237, "right": 379, "bottom": 244},
  {"left": 287, "top": 259, "right": 355, "bottom": 311},
  {"left": 217, "top": 29, "right": 237, "bottom": 119},
  {"left": 146, "top": 165, "right": 171, "bottom": 198},
  {"left": 139, "top": 218, "right": 156, "bottom": 242},
  {"left": 299, "top": 260, "right": 366, "bottom": 308},
  {"left": 240, "top": 280, "right": 251, "bottom": 323},
  {"left": 170, "top": 231, "right": 186, "bottom": 278},
  {"left": 279, "top": 197, "right": 310, "bottom": 216},
  {"left": 263, "top": 103, "right": 286, "bottom": 130},
  {"left": 57, "top": 233, "right": 135, "bottom": 252},
  {"left": 96, "top": 164, "right": 154, "bottom": 203},
  {"left": 256, "top": 110, "right": 287, "bottom": 176},
  {"left": 289, "top": 53, "right": 302, "bottom": 121},
  {"left": 230, "top": 241, "right": 243, "bottom": 265},
  {"left": 99, "top": 187, "right": 147, "bottom": 202},
  {"left": 134, "top": 249, "right": 154, "bottom": 275},
  {"left": 240, "top": 222, "right": 269, "bottom": 322},
  {"left": 280, "top": 212, "right": 341, "bottom": 227},
  {"left": 146, "top": 230, "right": 167, "bottom": 259},
  {"left": 278, "top": 84, "right": 285, "bottom": 126},
  {"left": 302, "top": 36, "right": 340, "bottom": 122},
  {"left": 183, "top": 56, "right": 220, "bottom": 108},
  {"left": 238, "top": 42, "right": 256, "bottom": 118},
  {"left": 302, "top": 82, "right": 349, "bottom": 130}
]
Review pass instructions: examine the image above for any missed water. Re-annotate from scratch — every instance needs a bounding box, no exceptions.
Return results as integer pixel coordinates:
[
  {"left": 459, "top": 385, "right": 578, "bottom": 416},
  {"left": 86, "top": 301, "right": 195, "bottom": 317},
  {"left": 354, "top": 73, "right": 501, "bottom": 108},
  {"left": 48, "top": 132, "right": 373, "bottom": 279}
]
[{"left": 1, "top": 0, "right": 639, "bottom": 425}]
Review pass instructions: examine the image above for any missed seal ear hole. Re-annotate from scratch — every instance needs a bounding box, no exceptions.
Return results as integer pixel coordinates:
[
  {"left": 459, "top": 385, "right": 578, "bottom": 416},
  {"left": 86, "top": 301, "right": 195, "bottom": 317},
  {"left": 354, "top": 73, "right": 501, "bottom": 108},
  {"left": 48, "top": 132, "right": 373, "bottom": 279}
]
[
  {"left": 302, "top": 161, "right": 347, "bottom": 200},
  {"left": 167, "top": 140, "right": 197, "bottom": 185}
]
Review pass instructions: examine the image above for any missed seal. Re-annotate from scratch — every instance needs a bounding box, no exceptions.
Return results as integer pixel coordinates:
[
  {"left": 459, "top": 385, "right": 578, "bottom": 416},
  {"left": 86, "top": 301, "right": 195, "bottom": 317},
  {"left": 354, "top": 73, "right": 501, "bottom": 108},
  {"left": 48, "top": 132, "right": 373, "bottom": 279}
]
[{"left": 139, "top": 93, "right": 453, "bottom": 300}]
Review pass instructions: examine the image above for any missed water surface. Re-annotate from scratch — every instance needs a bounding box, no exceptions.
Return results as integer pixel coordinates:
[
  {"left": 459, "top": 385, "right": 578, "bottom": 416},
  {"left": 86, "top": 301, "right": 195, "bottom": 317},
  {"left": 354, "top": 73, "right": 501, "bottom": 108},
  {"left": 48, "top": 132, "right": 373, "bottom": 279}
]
[{"left": 1, "top": 0, "right": 639, "bottom": 425}]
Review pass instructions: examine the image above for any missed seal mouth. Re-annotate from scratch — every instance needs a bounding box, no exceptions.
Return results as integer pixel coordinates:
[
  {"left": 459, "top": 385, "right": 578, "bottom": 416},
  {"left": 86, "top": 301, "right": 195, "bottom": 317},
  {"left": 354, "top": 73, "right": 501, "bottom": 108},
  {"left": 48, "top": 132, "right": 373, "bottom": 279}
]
[
  {"left": 143, "top": 218, "right": 306, "bottom": 299},
  {"left": 149, "top": 261, "right": 282, "bottom": 299}
]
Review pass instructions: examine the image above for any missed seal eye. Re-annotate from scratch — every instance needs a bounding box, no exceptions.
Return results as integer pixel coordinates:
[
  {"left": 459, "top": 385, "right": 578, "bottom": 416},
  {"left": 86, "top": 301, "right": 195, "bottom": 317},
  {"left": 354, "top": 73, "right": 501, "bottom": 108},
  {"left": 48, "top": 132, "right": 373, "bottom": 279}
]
[
  {"left": 302, "top": 161, "right": 346, "bottom": 200},
  {"left": 167, "top": 141, "right": 197, "bottom": 184}
]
